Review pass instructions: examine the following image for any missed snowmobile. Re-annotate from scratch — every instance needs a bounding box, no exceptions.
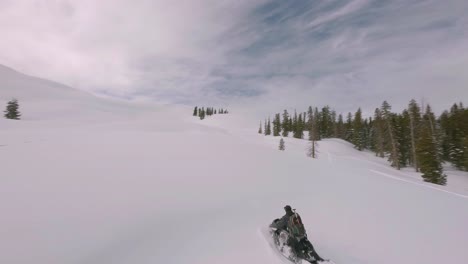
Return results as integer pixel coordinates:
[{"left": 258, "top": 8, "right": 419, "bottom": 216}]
[{"left": 269, "top": 219, "right": 332, "bottom": 264}]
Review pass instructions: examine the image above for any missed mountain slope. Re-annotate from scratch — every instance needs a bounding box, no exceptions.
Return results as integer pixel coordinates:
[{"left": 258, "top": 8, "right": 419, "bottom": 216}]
[
  {"left": 0, "top": 64, "right": 152, "bottom": 121},
  {"left": 0, "top": 64, "right": 92, "bottom": 101}
]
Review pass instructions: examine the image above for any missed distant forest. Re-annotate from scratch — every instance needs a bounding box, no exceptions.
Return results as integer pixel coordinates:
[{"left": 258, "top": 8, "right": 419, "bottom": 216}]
[
  {"left": 259, "top": 100, "right": 468, "bottom": 185},
  {"left": 193, "top": 106, "right": 228, "bottom": 120}
]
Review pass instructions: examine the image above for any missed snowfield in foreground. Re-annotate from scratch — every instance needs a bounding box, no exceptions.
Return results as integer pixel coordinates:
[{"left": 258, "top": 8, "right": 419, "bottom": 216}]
[{"left": 1, "top": 66, "right": 468, "bottom": 264}]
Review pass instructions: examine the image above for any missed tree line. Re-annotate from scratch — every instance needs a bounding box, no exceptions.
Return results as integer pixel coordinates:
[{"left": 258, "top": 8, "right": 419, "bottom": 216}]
[
  {"left": 259, "top": 100, "right": 468, "bottom": 185},
  {"left": 193, "top": 106, "right": 228, "bottom": 120}
]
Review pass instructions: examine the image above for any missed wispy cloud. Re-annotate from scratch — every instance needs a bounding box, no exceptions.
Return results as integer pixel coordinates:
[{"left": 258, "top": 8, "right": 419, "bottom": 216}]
[
  {"left": 307, "top": 0, "right": 370, "bottom": 29},
  {"left": 1, "top": 0, "right": 468, "bottom": 116}
]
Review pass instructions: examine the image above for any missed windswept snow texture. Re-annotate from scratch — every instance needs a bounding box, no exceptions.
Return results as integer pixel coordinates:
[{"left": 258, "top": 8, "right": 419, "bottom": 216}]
[{"left": 1, "top": 65, "right": 468, "bottom": 264}]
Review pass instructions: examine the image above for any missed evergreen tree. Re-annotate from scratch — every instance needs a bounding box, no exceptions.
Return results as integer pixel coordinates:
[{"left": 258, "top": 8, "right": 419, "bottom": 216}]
[
  {"left": 199, "top": 107, "right": 206, "bottom": 120},
  {"left": 282, "top": 110, "right": 290, "bottom": 137},
  {"left": 296, "top": 113, "right": 304, "bottom": 139},
  {"left": 193, "top": 106, "right": 198, "bottom": 116},
  {"left": 303, "top": 112, "right": 307, "bottom": 131},
  {"left": 344, "top": 112, "right": 353, "bottom": 141},
  {"left": 449, "top": 104, "right": 464, "bottom": 168},
  {"left": 319, "top": 106, "right": 327, "bottom": 138},
  {"left": 273, "top": 113, "right": 281, "bottom": 136},
  {"left": 279, "top": 138, "right": 285, "bottom": 151},
  {"left": 4, "top": 99, "right": 21, "bottom": 120},
  {"left": 352, "top": 108, "right": 364, "bottom": 150},
  {"left": 292, "top": 111, "right": 299, "bottom": 138},
  {"left": 337, "top": 114, "right": 345, "bottom": 139},
  {"left": 331, "top": 110, "right": 338, "bottom": 137},
  {"left": 381, "top": 101, "right": 400, "bottom": 169},
  {"left": 439, "top": 110, "right": 451, "bottom": 161},
  {"left": 308, "top": 108, "right": 319, "bottom": 158},
  {"left": 320, "top": 106, "right": 333, "bottom": 138},
  {"left": 313, "top": 108, "right": 321, "bottom": 140},
  {"left": 440, "top": 104, "right": 466, "bottom": 169},
  {"left": 372, "top": 108, "right": 385, "bottom": 157},
  {"left": 306, "top": 106, "right": 313, "bottom": 131},
  {"left": 416, "top": 106, "right": 446, "bottom": 185},
  {"left": 426, "top": 105, "right": 444, "bottom": 165},
  {"left": 363, "top": 118, "right": 373, "bottom": 149},
  {"left": 396, "top": 111, "right": 411, "bottom": 167},
  {"left": 289, "top": 117, "right": 293, "bottom": 134},
  {"left": 463, "top": 107, "right": 468, "bottom": 170},
  {"left": 266, "top": 118, "right": 272, "bottom": 135},
  {"left": 258, "top": 122, "right": 263, "bottom": 134},
  {"left": 408, "top": 99, "right": 422, "bottom": 171},
  {"left": 463, "top": 136, "right": 468, "bottom": 170}
]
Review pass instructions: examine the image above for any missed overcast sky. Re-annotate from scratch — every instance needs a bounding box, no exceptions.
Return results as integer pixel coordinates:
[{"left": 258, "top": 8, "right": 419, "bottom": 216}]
[{"left": 1, "top": 0, "right": 468, "bottom": 116}]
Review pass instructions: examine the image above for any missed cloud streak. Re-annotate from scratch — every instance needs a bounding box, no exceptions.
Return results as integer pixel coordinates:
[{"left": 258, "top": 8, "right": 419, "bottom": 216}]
[{"left": 307, "top": 0, "right": 370, "bottom": 29}]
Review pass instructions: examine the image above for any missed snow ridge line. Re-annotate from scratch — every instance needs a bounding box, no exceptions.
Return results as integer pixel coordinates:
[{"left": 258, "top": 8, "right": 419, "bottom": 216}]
[{"left": 369, "top": 169, "right": 468, "bottom": 199}]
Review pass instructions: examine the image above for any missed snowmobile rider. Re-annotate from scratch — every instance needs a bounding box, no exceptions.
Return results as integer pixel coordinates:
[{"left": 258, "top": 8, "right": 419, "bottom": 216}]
[
  {"left": 276, "top": 205, "right": 325, "bottom": 263},
  {"left": 275, "top": 205, "right": 295, "bottom": 233}
]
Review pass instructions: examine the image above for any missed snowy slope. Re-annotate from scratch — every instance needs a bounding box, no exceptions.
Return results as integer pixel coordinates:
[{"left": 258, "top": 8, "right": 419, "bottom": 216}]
[
  {"left": 0, "top": 64, "right": 157, "bottom": 121},
  {"left": 1, "top": 67, "right": 468, "bottom": 264},
  {"left": 0, "top": 64, "right": 90, "bottom": 100}
]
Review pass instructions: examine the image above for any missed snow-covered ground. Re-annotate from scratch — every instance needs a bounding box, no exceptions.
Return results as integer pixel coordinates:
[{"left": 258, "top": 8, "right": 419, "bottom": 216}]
[{"left": 1, "top": 65, "right": 468, "bottom": 264}]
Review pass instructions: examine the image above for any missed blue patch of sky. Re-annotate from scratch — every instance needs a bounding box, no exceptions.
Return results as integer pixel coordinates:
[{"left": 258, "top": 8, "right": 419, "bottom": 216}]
[{"left": 240, "top": 0, "right": 376, "bottom": 58}]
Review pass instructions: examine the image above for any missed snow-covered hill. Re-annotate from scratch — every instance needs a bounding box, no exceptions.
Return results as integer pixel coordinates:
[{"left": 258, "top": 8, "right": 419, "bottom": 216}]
[
  {"left": 0, "top": 64, "right": 160, "bottom": 121},
  {"left": 0, "top": 64, "right": 91, "bottom": 100},
  {"left": 1, "top": 66, "right": 468, "bottom": 264}
]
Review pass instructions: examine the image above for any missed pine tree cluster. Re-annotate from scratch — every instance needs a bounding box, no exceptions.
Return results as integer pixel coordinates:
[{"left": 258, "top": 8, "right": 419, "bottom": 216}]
[
  {"left": 440, "top": 103, "right": 468, "bottom": 172},
  {"left": 3, "top": 99, "right": 21, "bottom": 120},
  {"left": 193, "top": 106, "right": 228, "bottom": 120},
  {"left": 260, "top": 100, "right": 468, "bottom": 185}
]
